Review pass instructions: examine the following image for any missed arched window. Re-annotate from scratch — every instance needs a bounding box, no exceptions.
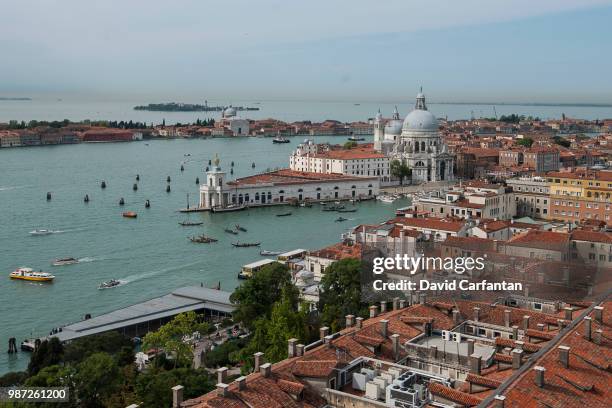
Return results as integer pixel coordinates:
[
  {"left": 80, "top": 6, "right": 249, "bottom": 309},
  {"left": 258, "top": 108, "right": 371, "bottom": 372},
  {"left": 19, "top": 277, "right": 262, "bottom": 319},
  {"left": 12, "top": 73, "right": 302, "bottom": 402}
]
[
  {"left": 351, "top": 185, "right": 356, "bottom": 189},
  {"left": 255, "top": 192, "right": 260, "bottom": 200},
  {"left": 421, "top": 141, "right": 425, "bottom": 151},
  {"left": 298, "top": 188, "right": 303, "bottom": 192},
  {"left": 334, "top": 186, "right": 339, "bottom": 190}
]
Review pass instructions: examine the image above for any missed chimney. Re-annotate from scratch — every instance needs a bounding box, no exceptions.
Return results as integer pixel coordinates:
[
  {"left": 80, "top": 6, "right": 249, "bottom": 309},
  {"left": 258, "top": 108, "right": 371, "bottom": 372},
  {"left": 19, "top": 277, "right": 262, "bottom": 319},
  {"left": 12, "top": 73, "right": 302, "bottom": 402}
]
[
  {"left": 216, "top": 383, "right": 229, "bottom": 397},
  {"left": 391, "top": 334, "right": 400, "bottom": 361},
  {"left": 260, "top": 362, "right": 272, "bottom": 378},
  {"left": 324, "top": 335, "right": 334, "bottom": 348},
  {"left": 467, "top": 339, "right": 475, "bottom": 357},
  {"left": 594, "top": 306, "right": 604, "bottom": 324},
  {"left": 419, "top": 293, "right": 426, "bottom": 305},
  {"left": 493, "top": 395, "right": 506, "bottom": 408},
  {"left": 533, "top": 366, "right": 545, "bottom": 388},
  {"left": 296, "top": 344, "right": 304, "bottom": 357},
  {"left": 522, "top": 315, "right": 530, "bottom": 330},
  {"left": 356, "top": 317, "right": 364, "bottom": 329},
  {"left": 469, "top": 354, "right": 481, "bottom": 375},
  {"left": 253, "top": 352, "right": 264, "bottom": 373},
  {"left": 564, "top": 307, "right": 573, "bottom": 321},
  {"left": 399, "top": 299, "right": 406, "bottom": 309},
  {"left": 473, "top": 307, "right": 480, "bottom": 322},
  {"left": 235, "top": 376, "right": 247, "bottom": 391},
  {"left": 558, "top": 346, "right": 570, "bottom": 368},
  {"left": 537, "top": 323, "right": 545, "bottom": 331},
  {"left": 217, "top": 367, "right": 228, "bottom": 385},
  {"left": 430, "top": 345, "right": 438, "bottom": 359},
  {"left": 288, "top": 338, "right": 298, "bottom": 358},
  {"left": 557, "top": 319, "right": 567, "bottom": 330},
  {"left": 345, "top": 314, "right": 355, "bottom": 328},
  {"left": 514, "top": 341, "right": 524, "bottom": 350},
  {"left": 524, "top": 284, "right": 530, "bottom": 298},
  {"left": 380, "top": 300, "right": 387, "bottom": 313},
  {"left": 592, "top": 328, "right": 602, "bottom": 345},
  {"left": 320, "top": 326, "right": 329, "bottom": 340},
  {"left": 380, "top": 319, "right": 389, "bottom": 338},
  {"left": 452, "top": 309, "right": 461, "bottom": 325},
  {"left": 504, "top": 310, "right": 511, "bottom": 327},
  {"left": 369, "top": 305, "right": 379, "bottom": 318},
  {"left": 392, "top": 297, "right": 399, "bottom": 311},
  {"left": 584, "top": 316, "right": 592, "bottom": 341},
  {"left": 512, "top": 349, "right": 523, "bottom": 369},
  {"left": 172, "top": 385, "right": 184, "bottom": 408}
]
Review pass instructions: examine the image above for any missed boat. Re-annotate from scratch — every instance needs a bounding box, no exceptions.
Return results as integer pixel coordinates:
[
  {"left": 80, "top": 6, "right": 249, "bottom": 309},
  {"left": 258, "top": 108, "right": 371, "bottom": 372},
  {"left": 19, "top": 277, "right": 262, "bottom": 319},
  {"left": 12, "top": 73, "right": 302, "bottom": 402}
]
[
  {"left": 189, "top": 235, "right": 218, "bottom": 243},
  {"left": 122, "top": 211, "right": 137, "bottom": 218},
  {"left": 29, "top": 229, "right": 54, "bottom": 236},
  {"left": 235, "top": 224, "right": 247, "bottom": 232},
  {"left": 98, "top": 279, "right": 122, "bottom": 289},
  {"left": 232, "top": 242, "right": 261, "bottom": 247},
  {"left": 260, "top": 250, "right": 282, "bottom": 256},
  {"left": 299, "top": 202, "right": 312, "bottom": 207},
  {"left": 179, "top": 221, "right": 204, "bottom": 226},
  {"left": 276, "top": 212, "right": 292, "bottom": 217},
  {"left": 211, "top": 204, "right": 247, "bottom": 213},
  {"left": 20, "top": 339, "right": 36, "bottom": 352},
  {"left": 377, "top": 195, "right": 397, "bottom": 203},
  {"left": 224, "top": 228, "right": 239, "bottom": 235},
  {"left": 348, "top": 136, "right": 365, "bottom": 141},
  {"left": 272, "top": 136, "right": 290, "bottom": 144},
  {"left": 52, "top": 257, "right": 79, "bottom": 266},
  {"left": 10, "top": 267, "right": 55, "bottom": 282},
  {"left": 337, "top": 208, "right": 357, "bottom": 213},
  {"left": 335, "top": 217, "right": 348, "bottom": 222}
]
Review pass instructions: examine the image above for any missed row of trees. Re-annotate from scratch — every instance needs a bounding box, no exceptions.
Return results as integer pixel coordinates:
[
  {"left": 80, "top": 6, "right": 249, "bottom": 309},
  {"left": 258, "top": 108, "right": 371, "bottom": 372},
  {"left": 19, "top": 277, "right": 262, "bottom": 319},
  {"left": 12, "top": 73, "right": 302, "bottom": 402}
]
[{"left": 6, "top": 118, "right": 215, "bottom": 130}]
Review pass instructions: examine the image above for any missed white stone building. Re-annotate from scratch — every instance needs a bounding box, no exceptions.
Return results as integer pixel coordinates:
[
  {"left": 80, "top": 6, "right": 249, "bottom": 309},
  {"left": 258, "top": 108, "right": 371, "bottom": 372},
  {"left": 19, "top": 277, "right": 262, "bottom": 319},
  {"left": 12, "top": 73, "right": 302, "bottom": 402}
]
[{"left": 219, "top": 106, "right": 249, "bottom": 136}]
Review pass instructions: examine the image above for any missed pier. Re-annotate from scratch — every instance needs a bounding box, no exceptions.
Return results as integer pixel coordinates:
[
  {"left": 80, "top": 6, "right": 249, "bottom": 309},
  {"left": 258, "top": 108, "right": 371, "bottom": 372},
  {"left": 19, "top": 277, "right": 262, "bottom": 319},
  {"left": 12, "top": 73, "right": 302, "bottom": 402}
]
[{"left": 43, "top": 286, "right": 235, "bottom": 343}]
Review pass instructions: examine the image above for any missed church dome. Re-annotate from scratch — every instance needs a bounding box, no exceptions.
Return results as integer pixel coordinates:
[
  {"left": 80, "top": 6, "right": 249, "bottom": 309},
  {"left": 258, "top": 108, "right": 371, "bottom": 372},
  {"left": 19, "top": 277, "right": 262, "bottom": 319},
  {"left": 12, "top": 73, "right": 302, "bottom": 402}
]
[
  {"left": 402, "top": 91, "right": 438, "bottom": 132},
  {"left": 223, "top": 106, "right": 237, "bottom": 117},
  {"left": 384, "top": 119, "right": 403, "bottom": 135}
]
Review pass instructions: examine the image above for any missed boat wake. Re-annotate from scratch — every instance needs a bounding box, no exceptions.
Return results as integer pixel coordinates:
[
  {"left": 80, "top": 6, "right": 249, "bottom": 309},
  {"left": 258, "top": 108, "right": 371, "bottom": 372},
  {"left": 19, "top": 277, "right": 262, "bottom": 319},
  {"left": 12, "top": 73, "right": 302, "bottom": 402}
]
[
  {"left": 0, "top": 185, "right": 27, "bottom": 192},
  {"left": 121, "top": 260, "right": 203, "bottom": 284},
  {"left": 78, "top": 256, "right": 99, "bottom": 263}
]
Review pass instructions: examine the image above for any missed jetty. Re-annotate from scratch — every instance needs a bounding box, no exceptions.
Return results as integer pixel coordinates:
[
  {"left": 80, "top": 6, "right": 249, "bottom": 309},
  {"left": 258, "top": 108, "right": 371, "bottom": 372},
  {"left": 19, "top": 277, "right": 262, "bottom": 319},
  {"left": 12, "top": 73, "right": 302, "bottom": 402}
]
[{"left": 42, "top": 286, "right": 234, "bottom": 343}]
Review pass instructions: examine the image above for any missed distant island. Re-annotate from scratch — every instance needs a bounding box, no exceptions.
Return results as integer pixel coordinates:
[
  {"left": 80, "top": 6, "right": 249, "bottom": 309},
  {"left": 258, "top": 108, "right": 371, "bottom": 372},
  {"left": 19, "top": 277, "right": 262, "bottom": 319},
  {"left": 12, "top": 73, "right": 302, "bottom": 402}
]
[
  {"left": 0, "top": 97, "right": 31, "bottom": 101},
  {"left": 133, "top": 102, "right": 260, "bottom": 112}
]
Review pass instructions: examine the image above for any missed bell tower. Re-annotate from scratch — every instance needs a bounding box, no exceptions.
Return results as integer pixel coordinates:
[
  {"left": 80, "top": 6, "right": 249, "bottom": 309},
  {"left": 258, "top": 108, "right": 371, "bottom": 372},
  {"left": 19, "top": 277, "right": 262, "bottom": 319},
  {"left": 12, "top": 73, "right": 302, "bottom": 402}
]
[
  {"left": 200, "top": 154, "right": 227, "bottom": 209},
  {"left": 373, "top": 109, "right": 384, "bottom": 151}
]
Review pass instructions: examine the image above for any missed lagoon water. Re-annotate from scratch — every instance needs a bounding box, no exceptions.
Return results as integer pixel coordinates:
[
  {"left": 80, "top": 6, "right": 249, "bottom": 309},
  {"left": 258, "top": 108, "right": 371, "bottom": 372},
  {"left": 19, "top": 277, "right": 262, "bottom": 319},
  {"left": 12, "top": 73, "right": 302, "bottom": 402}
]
[{"left": 0, "top": 136, "right": 411, "bottom": 374}]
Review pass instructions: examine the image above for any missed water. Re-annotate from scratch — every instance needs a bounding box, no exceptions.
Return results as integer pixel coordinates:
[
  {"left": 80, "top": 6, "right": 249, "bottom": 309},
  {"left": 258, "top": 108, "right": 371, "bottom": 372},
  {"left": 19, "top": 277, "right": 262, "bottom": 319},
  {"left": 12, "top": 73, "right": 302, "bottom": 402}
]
[
  {"left": 0, "top": 136, "right": 410, "bottom": 374},
  {"left": 1, "top": 97, "right": 611, "bottom": 124}
]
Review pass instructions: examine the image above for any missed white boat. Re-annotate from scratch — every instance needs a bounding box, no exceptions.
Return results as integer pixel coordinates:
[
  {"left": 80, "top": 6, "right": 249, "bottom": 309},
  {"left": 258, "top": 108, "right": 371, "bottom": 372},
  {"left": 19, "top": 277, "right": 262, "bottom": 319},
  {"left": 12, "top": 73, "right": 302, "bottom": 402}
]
[
  {"left": 52, "top": 257, "right": 79, "bottom": 266},
  {"left": 30, "top": 229, "right": 53, "bottom": 236},
  {"left": 377, "top": 195, "right": 397, "bottom": 203},
  {"left": 10, "top": 267, "right": 55, "bottom": 282},
  {"left": 260, "top": 250, "right": 282, "bottom": 256},
  {"left": 98, "top": 279, "right": 122, "bottom": 289},
  {"left": 211, "top": 204, "right": 247, "bottom": 213}
]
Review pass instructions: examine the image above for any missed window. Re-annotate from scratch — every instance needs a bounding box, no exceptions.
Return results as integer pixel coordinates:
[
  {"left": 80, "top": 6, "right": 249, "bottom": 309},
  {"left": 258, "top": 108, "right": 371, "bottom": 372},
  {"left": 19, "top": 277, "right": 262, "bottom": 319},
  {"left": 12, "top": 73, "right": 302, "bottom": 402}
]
[{"left": 534, "top": 303, "right": 542, "bottom": 310}]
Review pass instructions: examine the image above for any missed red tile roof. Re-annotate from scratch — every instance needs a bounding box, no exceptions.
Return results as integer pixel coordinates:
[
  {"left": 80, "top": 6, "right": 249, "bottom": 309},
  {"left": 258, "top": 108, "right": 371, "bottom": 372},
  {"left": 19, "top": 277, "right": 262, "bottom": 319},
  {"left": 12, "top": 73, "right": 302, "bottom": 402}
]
[
  {"left": 429, "top": 382, "right": 483, "bottom": 406},
  {"left": 227, "top": 169, "right": 377, "bottom": 187}
]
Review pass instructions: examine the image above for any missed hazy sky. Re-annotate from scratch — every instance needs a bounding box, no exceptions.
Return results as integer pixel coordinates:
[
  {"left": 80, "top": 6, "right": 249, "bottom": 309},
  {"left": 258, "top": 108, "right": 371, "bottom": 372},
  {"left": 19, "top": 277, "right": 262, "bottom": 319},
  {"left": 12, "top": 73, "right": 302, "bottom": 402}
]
[{"left": 1, "top": 0, "right": 612, "bottom": 102}]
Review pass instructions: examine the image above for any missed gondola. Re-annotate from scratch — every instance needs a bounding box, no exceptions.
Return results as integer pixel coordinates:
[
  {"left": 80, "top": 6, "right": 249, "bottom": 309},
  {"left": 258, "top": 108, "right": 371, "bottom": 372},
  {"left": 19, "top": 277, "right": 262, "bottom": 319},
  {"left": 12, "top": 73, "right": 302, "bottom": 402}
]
[
  {"left": 224, "top": 228, "right": 239, "bottom": 235},
  {"left": 276, "top": 212, "right": 292, "bottom": 217},
  {"left": 232, "top": 242, "right": 261, "bottom": 247},
  {"left": 179, "top": 221, "right": 204, "bottom": 226}
]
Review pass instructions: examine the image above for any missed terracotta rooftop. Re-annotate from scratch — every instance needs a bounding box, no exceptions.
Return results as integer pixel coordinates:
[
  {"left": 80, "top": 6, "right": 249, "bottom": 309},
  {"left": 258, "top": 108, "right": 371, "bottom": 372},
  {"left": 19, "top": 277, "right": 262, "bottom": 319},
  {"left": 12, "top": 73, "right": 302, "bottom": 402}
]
[
  {"left": 506, "top": 230, "right": 570, "bottom": 251},
  {"left": 387, "top": 217, "right": 467, "bottom": 233},
  {"left": 227, "top": 169, "right": 377, "bottom": 187},
  {"left": 307, "top": 242, "right": 362, "bottom": 261}
]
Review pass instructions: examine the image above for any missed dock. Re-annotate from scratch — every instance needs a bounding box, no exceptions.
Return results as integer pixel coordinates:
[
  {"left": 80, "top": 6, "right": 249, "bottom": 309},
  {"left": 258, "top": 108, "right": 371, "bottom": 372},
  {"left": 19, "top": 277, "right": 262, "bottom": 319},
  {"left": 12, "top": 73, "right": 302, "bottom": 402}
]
[{"left": 44, "top": 286, "right": 235, "bottom": 343}]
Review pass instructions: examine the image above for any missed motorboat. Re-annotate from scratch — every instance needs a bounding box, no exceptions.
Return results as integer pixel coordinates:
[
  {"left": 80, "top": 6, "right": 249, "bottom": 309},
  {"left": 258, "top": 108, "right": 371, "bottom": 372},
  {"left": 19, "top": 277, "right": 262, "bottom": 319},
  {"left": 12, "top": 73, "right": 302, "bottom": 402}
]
[
  {"left": 276, "top": 212, "right": 292, "bottom": 217},
  {"left": 260, "top": 250, "right": 281, "bottom": 256},
  {"left": 335, "top": 217, "right": 348, "bottom": 222},
  {"left": 52, "top": 257, "right": 79, "bottom": 266},
  {"left": 212, "top": 204, "right": 246, "bottom": 213},
  {"left": 348, "top": 136, "right": 365, "bottom": 141},
  {"left": 224, "top": 228, "right": 239, "bottom": 235},
  {"left": 232, "top": 242, "right": 260, "bottom": 247},
  {"left": 122, "top": 211, "right": 138, "bottom": 218},
  {"left": 10, "top": 267, "right": 55, "bottom": 282},
  {"left": 179, "top": 221, "right": 204, "bottom": 226},
  {"left": 377, "top": 195, "right": 397, "bottom": 203},
  {"left": 337, "top": 208, "right": 357, "bottom": 213},
  {"left": 272, "top": 136, "right": 290, "bottom": 144},
  {"left": 189, "top": 235, "right": 218, "bottom": 243},
  {"left": 98, "top": 279, "right": 122, "bottom": 289},
  {"left": 30, "top": 229, "right": 53, "bottom": 236},
  {"left": 235, "top": 224, "right": 247, "bottom": 232}
]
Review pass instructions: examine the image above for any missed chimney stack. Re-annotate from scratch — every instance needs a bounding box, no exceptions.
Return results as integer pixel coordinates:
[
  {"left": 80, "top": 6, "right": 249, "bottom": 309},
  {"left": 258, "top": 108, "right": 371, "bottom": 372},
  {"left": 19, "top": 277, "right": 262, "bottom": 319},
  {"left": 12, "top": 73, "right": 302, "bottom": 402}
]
[
  {"left": 324, "top": 335, "right": 333, "bottom": 348},
  {"left": 564, "top": 307, "right": 573, "bottom": 321},
  {"left": 557, "top": 319, "right": 567, "bottom": 330},
  {"left": 512, "top": 325, "right": 519, "bottom": 340},
  {"left": 537, "top": 323, "right": 545, "bottom": 331},
  {"left": 469, "top": 354, "right": 481, "bottom": 375},
  {"left": 504, "top": 310, "right": 511, "bottom": 327},
  {"left": 380, "top": 319, "right": 389, "bottom": 338},
  {"left": 288, "top": 338, "right": 298, "bottom": 358},
  {"left": 558, "top": 346, "right": 570, "bottom": 368},
  {"left": 380, "top": 300, "right": 387, "bottom": 313},
  {"left": 594, "top": 329, "right": 603, "bottom": 345},
  {"left": 594, "top": 306, "right": 604, "bottom": 324},
  {"left": 253, "top": 352, "right": 264, "bottom": 373},
  {"left": 172, "top": 385, "right": 184, "bottom": 408},
  {"left": 345, "top": 314, "right": 355, "bottom": 328},
  {"left": 216, "top": 383, "right": 229, "bottom": 397},
  {"left": 584, "top": 316, "right": 592, "bottom": 341},
  {"left": 235, "top": 376, "right": 247, "bottom": 391},
  {"left": 296, "top": 344, "right": 304, "bottom": 357},
  {"left": 369, "top": 305, "right": 379, "bottom": 318},
  {"left": 467, "top": 339, "right": 475, "bottom": 357},
  {"left": 452, "top": 309, "right": 461, "bottom": 325},
  {"left": 356, "top": 317, "right": 364, "bottom": 329},
  {"left": 217, "top": 367, "right": 228, "bottom": 385},
  {"left": 493, "top": 395, "right": 506, "bottom": 408},
  {"left": 419, "top": 293, "right": 426, "bottom": 305},
  {"left": 524, "top": 284, "right": 530, "bottom": 298},
  {"left": 399, "top": 299, "right": 406, "bottom": 309},
  {"left": 430, "top": 345, "right": 438, "bottom": 359},
  {"left": 320, "top": 326, "right": 329, "bottom": 340},
  {"left": 533, "top": 366, "right": 545, "bottom": 388},
  {"left": 522, "top": 315, "right": 530, "bottom": 330},
  {"left": 393, "top": 297, "right": 399, "bottom": 311},
  {"left": 512, "top": 349, "right": 523, "bottom": 369},
  {"left": 473, "top": 307, "right": 480, "bottom": 322},
  {"left": 260, "top": 362, "right": 272, "bottom": 378},
  {"left": 391, "top": 334, "right": 400, "bottom": 361}
]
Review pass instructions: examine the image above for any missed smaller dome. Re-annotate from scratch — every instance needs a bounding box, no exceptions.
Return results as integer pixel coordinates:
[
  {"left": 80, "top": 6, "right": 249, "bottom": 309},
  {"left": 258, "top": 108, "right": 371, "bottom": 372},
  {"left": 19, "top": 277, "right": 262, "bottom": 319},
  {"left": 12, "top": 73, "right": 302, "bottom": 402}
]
[
  {"left": 375, "top": 110, "right": 383, "bottom": 122},
  {"left": 223, "top": 106, "right": 237, "bottom": 117},
  {"left": 384, "top": 119, "right": 403, "bottom": 135}
]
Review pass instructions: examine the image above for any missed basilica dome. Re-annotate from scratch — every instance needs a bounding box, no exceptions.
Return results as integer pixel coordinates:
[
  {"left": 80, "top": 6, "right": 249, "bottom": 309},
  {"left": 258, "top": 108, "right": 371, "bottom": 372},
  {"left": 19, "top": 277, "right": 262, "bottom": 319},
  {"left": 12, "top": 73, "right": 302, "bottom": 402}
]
[
  {"left": 384, "top": 119, "right": 403, "bottom": 135},
  {"left": 223, "top": 106, "right": 237, "bottom": 118},
  {"left": 402, "top": 92, "right": 438, "bottom": 132}
]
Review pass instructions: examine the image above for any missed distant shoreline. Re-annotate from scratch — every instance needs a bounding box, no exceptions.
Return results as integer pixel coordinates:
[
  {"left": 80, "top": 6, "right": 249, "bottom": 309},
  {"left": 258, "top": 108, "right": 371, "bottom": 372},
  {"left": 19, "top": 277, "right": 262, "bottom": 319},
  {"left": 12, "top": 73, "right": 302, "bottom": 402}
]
[
  {"left": 0, "top": 97, "right": 31, "bottom": 101},
  {"left": 431, "top": 101, "right": 612, "bottom": 108}
]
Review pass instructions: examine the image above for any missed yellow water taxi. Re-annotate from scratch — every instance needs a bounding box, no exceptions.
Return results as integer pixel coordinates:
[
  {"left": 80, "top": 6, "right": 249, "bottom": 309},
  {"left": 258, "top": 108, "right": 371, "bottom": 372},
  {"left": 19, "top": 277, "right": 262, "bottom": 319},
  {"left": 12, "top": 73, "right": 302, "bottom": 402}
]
[{"left": 10, "top": 267, "right": 55, "bottom": 282}]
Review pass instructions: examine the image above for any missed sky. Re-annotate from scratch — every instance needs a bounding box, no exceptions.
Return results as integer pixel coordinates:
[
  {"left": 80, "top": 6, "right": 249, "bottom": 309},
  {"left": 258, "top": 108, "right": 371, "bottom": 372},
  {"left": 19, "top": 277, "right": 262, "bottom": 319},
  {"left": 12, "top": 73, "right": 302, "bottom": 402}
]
[{"left": 1, "top": 0, "right": 612, "bottom": 103}]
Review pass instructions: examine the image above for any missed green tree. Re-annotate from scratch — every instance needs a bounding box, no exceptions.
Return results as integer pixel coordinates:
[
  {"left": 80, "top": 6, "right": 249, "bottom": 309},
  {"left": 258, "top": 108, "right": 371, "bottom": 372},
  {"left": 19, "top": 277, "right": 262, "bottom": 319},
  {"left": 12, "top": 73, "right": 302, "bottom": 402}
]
[
  {"left": 516, "top": 137, "right": 534, "bottom": 147},
  {"left": 390, "top": 159, "right": 412, "bottom": 185},
  {"left": 230, "top": 262, "right": 295, "bottom": 329},
  {"left": 74, "top": 353, "right": 121, "bottom": 408},
  {"left": 553, "top": 136, "right": 571, "bottom": 148},
  {"left": 63, "top": 331, "right": 133, "bottom": 364},
  {"left": 344, "top": 141, "right": 358, "bottom": 149},
  {"left": 28, "top": 337, "right": 64, "bottom": 376},
  {"left": 135, "top": 367, "right": 214, "bottom": 408},
  {"left": 319, "top": 258, "right": 366, "bottom": 332},
  {"left": 26, "top": 365, "right": 77, "bottom": 407},
  {"left": 142, "top": 311, "right": 208, "bottom": 368}
]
